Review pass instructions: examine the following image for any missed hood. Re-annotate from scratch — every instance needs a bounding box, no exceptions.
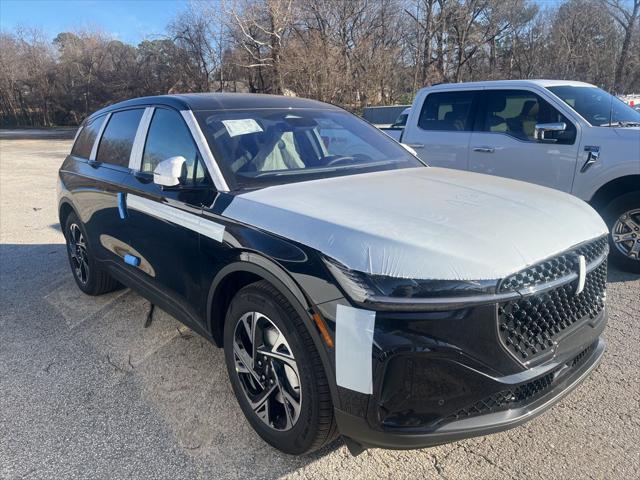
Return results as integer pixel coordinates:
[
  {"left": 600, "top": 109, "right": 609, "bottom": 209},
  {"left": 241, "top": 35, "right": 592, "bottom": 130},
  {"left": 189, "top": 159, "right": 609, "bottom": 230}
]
[{"left": 222, "top": 167, "right": 607, "bottom": 280}]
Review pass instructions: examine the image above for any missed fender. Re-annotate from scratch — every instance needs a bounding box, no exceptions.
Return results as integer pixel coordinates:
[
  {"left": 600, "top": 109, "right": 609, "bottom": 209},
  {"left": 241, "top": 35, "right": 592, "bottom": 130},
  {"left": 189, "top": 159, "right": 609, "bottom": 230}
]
[{"left": 206, "top": 253, "right": 340, "bottom": 405}]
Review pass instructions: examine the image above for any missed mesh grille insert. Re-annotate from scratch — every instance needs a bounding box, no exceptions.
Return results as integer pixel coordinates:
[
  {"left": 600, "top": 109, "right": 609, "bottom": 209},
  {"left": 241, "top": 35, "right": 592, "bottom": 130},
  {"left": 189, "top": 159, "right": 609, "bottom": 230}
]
[
  {"left": 446, "top": 343, "right": 596, "bottom": 422},
  {"left": 498, "top": 261, "right": 607, "bottom": 361}
]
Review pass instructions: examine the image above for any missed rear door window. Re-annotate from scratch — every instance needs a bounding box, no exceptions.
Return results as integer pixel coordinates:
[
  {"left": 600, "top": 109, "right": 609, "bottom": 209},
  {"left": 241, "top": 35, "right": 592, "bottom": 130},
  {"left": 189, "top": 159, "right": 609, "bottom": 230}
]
[
  {"left": 479, "top": 90, "right": 576, "bottom": 144},
  {"left": 71, "top": 115, "right": 106, "bottom": 159},
  {"left": 96, "top": 109, "right": 144, "bottom": 167},
  {"left": 418, "top": 91, "right": 477, "bottom": 131}
]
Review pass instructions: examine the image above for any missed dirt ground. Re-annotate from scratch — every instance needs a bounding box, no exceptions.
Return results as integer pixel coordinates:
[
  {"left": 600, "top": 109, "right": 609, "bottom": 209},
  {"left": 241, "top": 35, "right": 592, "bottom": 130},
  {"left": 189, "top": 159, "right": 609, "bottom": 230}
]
[{"left": 1, "top": 130, "right": 638, "bottom": 479}]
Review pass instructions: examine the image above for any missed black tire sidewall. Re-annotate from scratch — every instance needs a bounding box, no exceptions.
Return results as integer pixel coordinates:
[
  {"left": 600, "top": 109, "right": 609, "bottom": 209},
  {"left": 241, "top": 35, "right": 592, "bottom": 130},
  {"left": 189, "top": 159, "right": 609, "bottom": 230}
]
[
  {"left": 223, "top": 284, "right": 323, "bottom": 455},
  {"left": 602, "top": 191, "right": 640, "bottom": 273},
  {"left": 64, "top": 212, "right": 99, "bottom": 293}
]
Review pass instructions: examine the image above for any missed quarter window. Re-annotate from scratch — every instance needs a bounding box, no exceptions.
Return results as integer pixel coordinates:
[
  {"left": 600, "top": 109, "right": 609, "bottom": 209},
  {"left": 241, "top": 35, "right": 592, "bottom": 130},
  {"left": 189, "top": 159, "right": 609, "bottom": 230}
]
[
  {"left": 71, "top": 115, "right": 106, "bottom": 159},
  {"left": 96, "top": 109, "right": 144, "bottom": 167},
  {"left": 480, "top": 90, "right": 576, "bottom": 144},
  {"left": 418, "top": 91, "right": 476, "bottom": 131},
  {"left": 142, "top": 108, "right": 206, "bottom": 184}
]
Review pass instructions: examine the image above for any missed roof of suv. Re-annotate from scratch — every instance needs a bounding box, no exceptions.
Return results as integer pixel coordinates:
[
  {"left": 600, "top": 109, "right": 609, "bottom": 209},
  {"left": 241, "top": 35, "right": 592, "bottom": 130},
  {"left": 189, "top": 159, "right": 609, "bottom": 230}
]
[
  {"left": 90, "top": 93, "right": 341, "bottom": 119},
  {"left": 420, "top": 79, "right": 596, "bottom": 93}
]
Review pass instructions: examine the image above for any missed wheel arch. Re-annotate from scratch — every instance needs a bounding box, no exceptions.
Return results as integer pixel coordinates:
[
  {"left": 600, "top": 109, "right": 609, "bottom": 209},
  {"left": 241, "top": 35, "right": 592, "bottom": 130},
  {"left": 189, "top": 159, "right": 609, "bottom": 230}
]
[
  {"left": 58, "top": 199, "right": 77, "bottom": 232},
  {"left": 589, "top": 175, "right": 640, "bottom": 211},
  {"left": 206, "top": 252, "right": 312, "bottom": 348}
]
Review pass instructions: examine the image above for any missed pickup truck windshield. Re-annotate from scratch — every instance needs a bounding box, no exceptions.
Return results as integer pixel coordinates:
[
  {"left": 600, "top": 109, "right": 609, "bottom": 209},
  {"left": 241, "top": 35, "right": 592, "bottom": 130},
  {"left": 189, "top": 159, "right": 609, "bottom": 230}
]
[
  {"left": 547, "top": 86, "right": 640, "bottom": 127},
  {"left": 196, "top": 109, "right": 423, "bottom": 189}
]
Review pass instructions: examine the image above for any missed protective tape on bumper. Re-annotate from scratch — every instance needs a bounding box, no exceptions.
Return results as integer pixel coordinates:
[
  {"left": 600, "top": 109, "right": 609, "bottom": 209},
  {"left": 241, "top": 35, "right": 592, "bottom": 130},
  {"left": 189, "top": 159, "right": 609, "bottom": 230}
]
[{"left": 336, "top": 305, "right": 375, "bottom": 394}]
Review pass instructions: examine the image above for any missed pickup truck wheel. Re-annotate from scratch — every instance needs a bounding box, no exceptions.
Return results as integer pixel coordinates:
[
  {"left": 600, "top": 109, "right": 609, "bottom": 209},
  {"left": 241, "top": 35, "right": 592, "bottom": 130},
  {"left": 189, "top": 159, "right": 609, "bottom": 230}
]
[
  {"left": 64, "top": 212, "right": 121, "bottom": 294},
  {"left": 223, "top": 280, "right": 337, "bottom": 454},
  {"left": 603, "top": 192, "right": 640, "bottom": 273}
]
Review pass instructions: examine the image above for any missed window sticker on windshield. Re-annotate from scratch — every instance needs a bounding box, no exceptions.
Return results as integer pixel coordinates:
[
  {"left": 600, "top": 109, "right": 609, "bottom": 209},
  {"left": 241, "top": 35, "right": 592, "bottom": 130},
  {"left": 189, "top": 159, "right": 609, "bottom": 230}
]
[{"left": 222, "top": 119, "right": 263, "bottom": 137}]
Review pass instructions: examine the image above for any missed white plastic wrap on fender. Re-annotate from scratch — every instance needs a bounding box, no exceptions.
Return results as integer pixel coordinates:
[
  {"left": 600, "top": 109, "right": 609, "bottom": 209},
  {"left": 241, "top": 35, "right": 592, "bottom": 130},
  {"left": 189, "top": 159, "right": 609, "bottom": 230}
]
[
  {"left": 335, "top": 305, "right": 375, "bottom": 394},
  {"left": 222, "top": 167, "right": 608, "bottom": 280}
]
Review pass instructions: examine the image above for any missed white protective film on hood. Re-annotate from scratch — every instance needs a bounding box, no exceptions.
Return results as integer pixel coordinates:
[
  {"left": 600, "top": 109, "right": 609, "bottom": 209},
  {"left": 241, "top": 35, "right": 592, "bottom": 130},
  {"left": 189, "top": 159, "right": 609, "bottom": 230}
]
[{"left": 222, "top": 167, "right": 608, "bottom": 280}]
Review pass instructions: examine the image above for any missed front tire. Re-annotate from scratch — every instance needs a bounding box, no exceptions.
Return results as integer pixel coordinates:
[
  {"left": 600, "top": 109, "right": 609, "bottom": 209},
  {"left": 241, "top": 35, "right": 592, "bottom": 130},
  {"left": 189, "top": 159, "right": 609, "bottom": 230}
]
[
  {"left": 603, "top": 192, "right": 640, "bottom": 273},
  {"left": 64, "top": 212, "right": 121, "bottom": 295},
  {"left": 223, "top": 280, "right": 337, "bottom": 454}
]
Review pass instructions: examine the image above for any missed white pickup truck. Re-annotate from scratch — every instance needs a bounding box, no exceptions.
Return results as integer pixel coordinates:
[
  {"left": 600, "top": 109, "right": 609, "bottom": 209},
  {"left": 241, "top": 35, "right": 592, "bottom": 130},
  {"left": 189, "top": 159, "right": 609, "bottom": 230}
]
[{"left": 397, "top": 80, "right": 640, "bottom": 272}]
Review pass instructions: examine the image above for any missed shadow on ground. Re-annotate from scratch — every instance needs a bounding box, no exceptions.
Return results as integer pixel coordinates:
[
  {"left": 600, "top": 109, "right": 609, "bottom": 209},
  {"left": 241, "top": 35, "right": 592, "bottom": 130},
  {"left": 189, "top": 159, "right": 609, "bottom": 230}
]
[{"left": 0, "top": 243, "right": 343, "bottom": 479}]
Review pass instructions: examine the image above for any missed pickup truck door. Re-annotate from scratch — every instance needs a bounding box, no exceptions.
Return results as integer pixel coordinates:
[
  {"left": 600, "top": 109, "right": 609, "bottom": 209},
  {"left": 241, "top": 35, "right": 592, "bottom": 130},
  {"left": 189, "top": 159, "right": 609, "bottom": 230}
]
[
  {"left": 467, "top": 89, "right": 580, "bottom": 193},
  {"left": 401, "top": 90, "right": 478, "bottom": 170}
]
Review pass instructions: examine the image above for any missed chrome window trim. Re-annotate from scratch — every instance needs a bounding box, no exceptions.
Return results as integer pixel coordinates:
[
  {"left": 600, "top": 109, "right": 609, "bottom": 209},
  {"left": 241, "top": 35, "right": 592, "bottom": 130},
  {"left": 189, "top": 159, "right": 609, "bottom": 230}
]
[
  {"left": 129, "top": 107, "right": 155, "bottom": 170},
  {"left": 72, "top": 126, "right": 83, "bottom": 144},
  {"left": 89, "top": 112, "right": 111, "bottom": 161},
  {"left": 180, "top": 109, "right": 229, "bottom": 192}
]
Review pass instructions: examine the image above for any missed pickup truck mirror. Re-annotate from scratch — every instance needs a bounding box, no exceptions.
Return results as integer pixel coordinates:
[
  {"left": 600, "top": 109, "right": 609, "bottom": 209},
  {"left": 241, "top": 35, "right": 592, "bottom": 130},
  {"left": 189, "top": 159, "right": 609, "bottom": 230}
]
[
  {"left": 534, "top": 122, "right": 566, "bottom": 143},
  {"left": 153, "top": 156, "right": 186, "bottom": 187}
]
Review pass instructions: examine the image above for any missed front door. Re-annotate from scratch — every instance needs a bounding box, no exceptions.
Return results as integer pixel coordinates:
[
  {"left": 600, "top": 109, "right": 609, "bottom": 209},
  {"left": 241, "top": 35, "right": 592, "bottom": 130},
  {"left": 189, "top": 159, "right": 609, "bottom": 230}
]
[
  {"left": 468, "top": 89, "right": 580, "bottom": 193},
  {"left": 122, "top": 107, "right": 216, "bottom": 324}
]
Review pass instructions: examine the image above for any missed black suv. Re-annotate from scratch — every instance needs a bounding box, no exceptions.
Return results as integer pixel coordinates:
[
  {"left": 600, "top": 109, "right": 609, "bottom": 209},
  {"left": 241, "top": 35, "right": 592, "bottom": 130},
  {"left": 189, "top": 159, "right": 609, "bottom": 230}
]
[{"left": 58, "top": 93, "right": 608, "bottom": 455}]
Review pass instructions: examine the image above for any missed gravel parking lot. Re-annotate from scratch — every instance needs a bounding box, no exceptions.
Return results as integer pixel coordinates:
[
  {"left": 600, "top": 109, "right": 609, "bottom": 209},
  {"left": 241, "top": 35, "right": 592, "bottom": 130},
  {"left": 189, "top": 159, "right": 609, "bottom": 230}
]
[{"left": 1, "top": 130, "right": 638, "bottom": 480}]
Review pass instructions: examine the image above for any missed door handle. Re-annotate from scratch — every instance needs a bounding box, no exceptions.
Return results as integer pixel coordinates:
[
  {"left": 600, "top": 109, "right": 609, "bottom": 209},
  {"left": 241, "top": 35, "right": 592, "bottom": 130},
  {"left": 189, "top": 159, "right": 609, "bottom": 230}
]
[
  {"left": 473, "top": 146, "right": 495, "bottom": 153},
  {"left": 405, "top": 143, "right": 424, "bottom": 149},
  {"left": 580, "top": 145, "right": 600, "bottom": 173}
]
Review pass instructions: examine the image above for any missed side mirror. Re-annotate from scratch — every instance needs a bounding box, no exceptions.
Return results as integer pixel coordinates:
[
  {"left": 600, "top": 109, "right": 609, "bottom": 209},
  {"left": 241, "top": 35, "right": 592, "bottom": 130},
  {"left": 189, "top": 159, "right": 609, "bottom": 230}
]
[
  {"left": 153, "top": 156, "right": 186, "bottom": 187},
  {"left": 534, "top": 122, "right": 566, "bottom": 142}
]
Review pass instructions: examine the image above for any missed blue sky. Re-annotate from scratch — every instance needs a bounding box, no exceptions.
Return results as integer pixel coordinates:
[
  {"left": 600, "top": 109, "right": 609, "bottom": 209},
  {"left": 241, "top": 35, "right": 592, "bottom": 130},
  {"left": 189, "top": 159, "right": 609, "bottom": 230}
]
[{"left": 0, "top": 0, "right": 190, "bottom": 44}]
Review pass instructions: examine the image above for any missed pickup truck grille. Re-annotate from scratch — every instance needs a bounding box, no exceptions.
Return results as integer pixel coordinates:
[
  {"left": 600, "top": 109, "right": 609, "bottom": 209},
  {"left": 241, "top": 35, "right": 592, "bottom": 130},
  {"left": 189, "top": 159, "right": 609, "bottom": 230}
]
[
  {"left": 498, "top": 236, "right": 608, "bottom": 293},
  {"left": 498, "top": 260, "right": 607, "bottom": 362}
]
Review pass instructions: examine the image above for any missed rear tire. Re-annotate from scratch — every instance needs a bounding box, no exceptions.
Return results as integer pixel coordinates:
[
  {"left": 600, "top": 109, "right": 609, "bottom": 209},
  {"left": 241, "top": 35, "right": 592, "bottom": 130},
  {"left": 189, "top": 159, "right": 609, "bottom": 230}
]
[
  {"left": 223, "top": 280, "right": 337, "bottom": 454},
  {"left": 64, "top": 212, "right": 121, "bottom": 295},
  {"left": 602, "top": 192, "right": 640, "bottom": 274}
]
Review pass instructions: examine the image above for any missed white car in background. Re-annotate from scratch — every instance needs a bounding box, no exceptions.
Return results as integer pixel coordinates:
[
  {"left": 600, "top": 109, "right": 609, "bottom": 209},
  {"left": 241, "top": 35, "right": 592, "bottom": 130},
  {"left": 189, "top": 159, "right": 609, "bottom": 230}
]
[{"left": 400, "top": 80, "right": 640, "bottom": 272}]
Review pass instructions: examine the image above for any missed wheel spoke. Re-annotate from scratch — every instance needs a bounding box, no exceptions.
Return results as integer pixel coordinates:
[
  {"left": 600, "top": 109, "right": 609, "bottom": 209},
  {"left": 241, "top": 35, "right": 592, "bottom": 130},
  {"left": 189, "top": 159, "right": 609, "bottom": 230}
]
[
  {"left": 622, "top": 217, "right": 640, "bottom": 231},
  {"left": 613, "top": 232, "right": 635, "bottom": 243},
  {"left": 233, "top": 342, "right": 263, "bottom": 386},
  {"left": 257, "top": 348, "right": 299, "bottom": 374},
  {"left": 249, "top": 384, "right": 277, "bottom": 426}
]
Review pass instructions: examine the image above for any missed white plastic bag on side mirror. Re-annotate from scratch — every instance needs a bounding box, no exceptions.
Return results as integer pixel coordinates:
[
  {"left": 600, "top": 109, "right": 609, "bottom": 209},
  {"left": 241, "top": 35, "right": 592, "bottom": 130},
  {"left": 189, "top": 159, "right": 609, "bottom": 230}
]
[{"left": 153, "top": 156, "right": 186, "bottom": 187}]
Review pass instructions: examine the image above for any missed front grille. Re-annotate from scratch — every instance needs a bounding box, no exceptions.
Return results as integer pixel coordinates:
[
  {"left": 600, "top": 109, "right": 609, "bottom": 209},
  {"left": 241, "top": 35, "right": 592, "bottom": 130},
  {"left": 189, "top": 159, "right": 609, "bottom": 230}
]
[
  {"left": 447, "top": 344, "right": 595, "bottom": 422},
  {"left": 498, "top": 236, "right": 608, "bottom": 293},
  {"left": 498, "top": 261, "right": 607, "bottom": 361}
]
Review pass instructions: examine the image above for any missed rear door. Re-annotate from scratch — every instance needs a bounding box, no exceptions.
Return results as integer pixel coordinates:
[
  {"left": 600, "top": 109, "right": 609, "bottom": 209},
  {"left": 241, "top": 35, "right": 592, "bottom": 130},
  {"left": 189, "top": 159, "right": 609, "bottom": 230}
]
[
  {"left": 401, "top": 90, "right": 478, "bottom": 170},
  {"left": 468, "top": 89, "right": 580, "bottom": 192},
  {"left": 76, "top": 108, "right": 144, "bottom": 263},
  {"left": 122, "top": 106, "right": 216, "bottom": 324}
]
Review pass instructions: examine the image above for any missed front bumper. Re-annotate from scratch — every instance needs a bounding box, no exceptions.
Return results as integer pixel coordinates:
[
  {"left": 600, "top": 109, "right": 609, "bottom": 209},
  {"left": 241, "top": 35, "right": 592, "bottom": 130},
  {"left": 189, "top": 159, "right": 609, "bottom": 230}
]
[{"left": 335, "top": 337, "right": 604, "bottom": 449}]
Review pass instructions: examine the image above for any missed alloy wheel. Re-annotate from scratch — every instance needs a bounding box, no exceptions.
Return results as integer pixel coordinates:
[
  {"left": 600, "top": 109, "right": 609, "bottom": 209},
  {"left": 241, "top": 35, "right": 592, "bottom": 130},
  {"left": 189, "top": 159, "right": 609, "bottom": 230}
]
[
  {"left": 232, "top": 311, "right": 301, "bottom": 431},
  {"left": 611, "top": 208, "right": 640, "bottom": 261},
  {"left": 68, "top": 223, "right": 90, "bottom": 284}
]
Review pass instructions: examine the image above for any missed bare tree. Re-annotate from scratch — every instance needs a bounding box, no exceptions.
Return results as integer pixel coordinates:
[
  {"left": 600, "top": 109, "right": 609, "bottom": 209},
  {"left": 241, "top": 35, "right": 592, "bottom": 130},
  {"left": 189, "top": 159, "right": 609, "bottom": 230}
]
[{"left": 601, "top": 0, "right": 640, "bottom": 92}]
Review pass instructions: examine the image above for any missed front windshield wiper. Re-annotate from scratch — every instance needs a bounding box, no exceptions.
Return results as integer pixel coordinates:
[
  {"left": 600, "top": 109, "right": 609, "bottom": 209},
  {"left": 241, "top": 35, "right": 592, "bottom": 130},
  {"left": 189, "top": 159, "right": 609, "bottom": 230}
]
[{"left": 600, "top": 121, "right": 640, "bottom": 127}]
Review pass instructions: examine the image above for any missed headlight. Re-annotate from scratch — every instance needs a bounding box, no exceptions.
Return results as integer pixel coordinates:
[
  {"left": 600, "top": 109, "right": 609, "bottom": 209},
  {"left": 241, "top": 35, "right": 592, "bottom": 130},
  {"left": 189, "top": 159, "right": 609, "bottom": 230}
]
[{"left": 323, "top": 256, "right": 499, "bottom": 307}]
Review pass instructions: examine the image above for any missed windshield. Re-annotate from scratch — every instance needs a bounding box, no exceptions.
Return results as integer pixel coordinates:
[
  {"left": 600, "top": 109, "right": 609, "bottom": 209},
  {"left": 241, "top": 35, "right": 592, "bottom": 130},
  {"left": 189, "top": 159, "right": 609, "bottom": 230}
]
[
  {"left": 547, "top": 86, "right": 640, "bottom": 127},
  {"left": 196, "top": 109, "right": 423, "bottom": 190}
]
